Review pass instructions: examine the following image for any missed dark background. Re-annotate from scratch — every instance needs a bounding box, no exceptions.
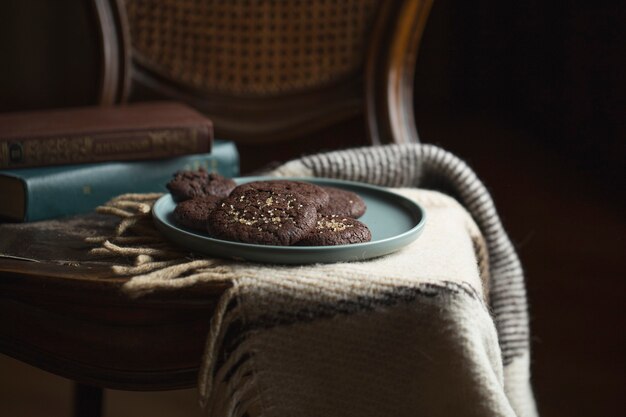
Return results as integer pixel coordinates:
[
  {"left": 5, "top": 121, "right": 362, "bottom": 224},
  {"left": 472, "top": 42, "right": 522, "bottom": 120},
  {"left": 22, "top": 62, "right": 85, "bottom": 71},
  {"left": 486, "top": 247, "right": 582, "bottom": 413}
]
[
  {"left": 415, "top": 0, "right": 624, "bottom": 200},
  {"left": 1, "top": 1, "right": 624, "bottom": 416},
  {"left": 414, "top": 2, "right": 624, "bottom": 416}
]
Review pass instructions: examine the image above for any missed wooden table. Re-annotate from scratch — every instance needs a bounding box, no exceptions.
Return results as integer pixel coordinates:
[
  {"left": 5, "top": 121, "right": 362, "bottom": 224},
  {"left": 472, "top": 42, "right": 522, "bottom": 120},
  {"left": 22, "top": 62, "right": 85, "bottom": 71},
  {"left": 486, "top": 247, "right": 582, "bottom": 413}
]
[{"left": 0, "top": 214, "right": 229, "bottom": 415}]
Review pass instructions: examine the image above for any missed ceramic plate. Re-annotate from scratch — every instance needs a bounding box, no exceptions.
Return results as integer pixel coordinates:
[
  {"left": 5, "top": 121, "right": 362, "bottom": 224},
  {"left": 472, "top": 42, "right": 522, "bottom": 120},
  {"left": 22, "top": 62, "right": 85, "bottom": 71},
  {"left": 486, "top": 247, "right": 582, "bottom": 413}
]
[{"left": 152, "top": 177, "right": 425, "bottom": 264}]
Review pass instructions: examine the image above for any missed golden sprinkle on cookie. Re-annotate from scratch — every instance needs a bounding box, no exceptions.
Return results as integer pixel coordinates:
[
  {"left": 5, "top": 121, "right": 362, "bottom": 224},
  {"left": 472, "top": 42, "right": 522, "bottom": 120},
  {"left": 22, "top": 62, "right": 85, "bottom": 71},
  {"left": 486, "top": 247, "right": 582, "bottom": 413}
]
[{"left": 316, "top": 219, "right": 354, "bottom": 232}]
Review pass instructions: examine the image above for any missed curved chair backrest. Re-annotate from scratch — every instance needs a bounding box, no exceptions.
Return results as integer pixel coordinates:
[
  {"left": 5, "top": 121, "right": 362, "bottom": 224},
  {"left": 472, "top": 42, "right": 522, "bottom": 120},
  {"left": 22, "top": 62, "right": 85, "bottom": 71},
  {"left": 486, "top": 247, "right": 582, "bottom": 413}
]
[{"left": 107, "top": 0, "right": 433, "bottom": 147}]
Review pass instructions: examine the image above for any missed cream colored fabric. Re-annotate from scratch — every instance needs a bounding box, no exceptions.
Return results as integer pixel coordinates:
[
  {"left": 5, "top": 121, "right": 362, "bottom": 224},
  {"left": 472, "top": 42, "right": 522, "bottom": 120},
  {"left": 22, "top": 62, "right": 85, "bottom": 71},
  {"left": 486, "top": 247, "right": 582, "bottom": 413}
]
[
  {"left": 230, "top": 289, "right": 514, "bottom": 417},
  {"left": 95, "top": 145, "right": 537, "bottom": 417},
  {"left": 278, "top": 145, "right": 537, "bottom": 417},
  {"left": 192, "top": 189, "right": 514, "bottom": 417}
]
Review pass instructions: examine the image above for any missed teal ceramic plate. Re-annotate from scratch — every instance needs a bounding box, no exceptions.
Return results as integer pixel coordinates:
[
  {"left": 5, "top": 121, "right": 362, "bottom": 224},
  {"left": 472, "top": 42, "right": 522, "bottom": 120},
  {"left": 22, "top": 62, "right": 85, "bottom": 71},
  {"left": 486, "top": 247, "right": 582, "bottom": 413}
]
[{"left": 152, "top": 177, "right": 426, "bottom": 264}]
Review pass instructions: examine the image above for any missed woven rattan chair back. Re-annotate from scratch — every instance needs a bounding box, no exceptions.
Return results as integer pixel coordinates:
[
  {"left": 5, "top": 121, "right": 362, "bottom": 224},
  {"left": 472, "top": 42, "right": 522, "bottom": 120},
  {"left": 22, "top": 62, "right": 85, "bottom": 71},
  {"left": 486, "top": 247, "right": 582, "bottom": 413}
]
[
  {"left": 112, "top": 0, "right": 433, "bottom": 148},
  {"left": 127, "top": 0, "right": 379, "bottom": 96}
]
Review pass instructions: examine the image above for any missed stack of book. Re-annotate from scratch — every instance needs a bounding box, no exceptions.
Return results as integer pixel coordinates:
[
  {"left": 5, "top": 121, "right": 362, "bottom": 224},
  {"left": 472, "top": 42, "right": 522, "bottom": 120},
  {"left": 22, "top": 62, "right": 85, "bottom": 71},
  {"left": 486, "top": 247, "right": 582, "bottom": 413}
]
[{"left": 0, "top": 102, "right": 239, "bottom": 222}]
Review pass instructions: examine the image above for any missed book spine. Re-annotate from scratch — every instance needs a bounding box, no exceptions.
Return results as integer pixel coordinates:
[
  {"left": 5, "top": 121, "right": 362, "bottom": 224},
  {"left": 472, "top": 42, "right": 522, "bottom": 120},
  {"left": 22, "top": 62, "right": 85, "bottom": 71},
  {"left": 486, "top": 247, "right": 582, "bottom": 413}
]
[
  {"left": 0, "top": 125, "right": 211, "bottom": 169},
  {"left": 19, "top": 140, "right": 238, "bottom": 222}
]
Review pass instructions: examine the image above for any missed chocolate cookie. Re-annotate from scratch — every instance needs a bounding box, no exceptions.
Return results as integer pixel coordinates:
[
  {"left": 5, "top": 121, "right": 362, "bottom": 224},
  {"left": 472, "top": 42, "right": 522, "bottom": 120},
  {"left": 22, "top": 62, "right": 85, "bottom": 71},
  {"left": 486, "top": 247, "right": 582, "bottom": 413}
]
[
  {"left": 167, "top": 169, "right": 236, "bottom": 202},
  {"left": 231, "top": 180, "right": 329, "bottom": 210},
  {"left": 297, "top": 215, "right": 372, "bottom": 246},
  {"left": 318, "top": 186, "right": 367, "bottom": 218},
  {"left": 173, "top": 195, "right": 222, "bottom": 231},
  {"left": 207, "top": 188, "right": 317, "bottom": 245}
]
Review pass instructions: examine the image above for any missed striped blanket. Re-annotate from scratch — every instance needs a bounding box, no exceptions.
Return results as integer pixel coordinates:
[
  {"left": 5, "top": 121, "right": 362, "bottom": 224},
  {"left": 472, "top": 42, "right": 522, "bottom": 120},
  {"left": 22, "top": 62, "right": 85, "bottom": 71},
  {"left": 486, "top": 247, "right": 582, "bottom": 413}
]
[{"left": 120, "top": 144, "right": 538, "bottom": 417}]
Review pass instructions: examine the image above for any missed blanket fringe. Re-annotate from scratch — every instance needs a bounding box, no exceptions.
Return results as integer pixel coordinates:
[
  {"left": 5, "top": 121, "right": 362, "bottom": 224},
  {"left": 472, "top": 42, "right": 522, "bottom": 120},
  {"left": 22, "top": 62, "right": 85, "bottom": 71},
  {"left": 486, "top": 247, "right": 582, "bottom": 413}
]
[
  {"left": 86, "top": 194, "right": 236, "bottom": 297},
  {"left": 198, "top": 286, "right": 260, "bottom": 417},
  {"left": 88, "top": 194, "right": 252, "bottom": 414}
]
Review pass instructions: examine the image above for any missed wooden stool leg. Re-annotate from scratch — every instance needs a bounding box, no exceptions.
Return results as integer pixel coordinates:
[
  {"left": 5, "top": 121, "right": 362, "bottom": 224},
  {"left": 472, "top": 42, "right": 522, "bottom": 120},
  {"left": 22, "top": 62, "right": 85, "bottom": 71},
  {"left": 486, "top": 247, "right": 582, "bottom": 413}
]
[{"left": 73, "top": 383, "right": 104, "bottom": 417}]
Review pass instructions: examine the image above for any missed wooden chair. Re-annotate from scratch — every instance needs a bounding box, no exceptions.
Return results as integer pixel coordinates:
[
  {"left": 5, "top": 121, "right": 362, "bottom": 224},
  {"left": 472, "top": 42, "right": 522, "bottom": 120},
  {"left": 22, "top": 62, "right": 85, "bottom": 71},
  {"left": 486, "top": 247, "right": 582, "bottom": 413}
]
[{"left": 0, "top": 1, "right": 433, "bottom": 416}]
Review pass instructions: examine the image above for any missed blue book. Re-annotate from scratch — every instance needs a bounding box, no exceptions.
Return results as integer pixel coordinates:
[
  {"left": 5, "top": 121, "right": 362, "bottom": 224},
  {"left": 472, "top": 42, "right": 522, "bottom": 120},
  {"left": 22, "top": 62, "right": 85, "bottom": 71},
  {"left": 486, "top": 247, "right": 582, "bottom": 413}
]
[{"left": 0, "top": 140, "right": 238, "bottom": 222}]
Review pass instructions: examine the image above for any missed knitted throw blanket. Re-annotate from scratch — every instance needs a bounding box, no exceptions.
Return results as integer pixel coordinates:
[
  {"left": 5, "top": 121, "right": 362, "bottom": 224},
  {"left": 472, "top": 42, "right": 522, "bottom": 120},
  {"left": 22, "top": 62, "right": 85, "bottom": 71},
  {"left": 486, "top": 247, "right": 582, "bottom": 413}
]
[{"left": 96, "top": 144, "right": 538, "bottom": 417}]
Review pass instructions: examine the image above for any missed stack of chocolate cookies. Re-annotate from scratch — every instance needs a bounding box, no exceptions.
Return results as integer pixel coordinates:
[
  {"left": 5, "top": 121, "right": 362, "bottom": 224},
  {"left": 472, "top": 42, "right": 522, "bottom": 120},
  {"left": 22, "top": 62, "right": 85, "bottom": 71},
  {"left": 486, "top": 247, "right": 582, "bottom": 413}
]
[{"left": 167, "top": 169, "right": 371, "bottom": 246}]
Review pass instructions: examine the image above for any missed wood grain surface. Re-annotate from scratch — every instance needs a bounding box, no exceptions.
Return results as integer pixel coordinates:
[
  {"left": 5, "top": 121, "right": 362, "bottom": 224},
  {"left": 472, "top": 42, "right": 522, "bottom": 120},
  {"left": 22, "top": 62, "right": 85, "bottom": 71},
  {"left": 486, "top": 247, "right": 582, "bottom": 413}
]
[{"left": 0, "top": 214, "right": 230, "bottom": 390}]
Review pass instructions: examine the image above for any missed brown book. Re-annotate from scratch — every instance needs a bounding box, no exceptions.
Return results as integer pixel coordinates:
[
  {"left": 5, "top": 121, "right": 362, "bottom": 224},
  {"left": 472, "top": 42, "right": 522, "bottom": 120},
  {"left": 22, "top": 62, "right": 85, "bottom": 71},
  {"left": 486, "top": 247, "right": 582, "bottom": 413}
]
[{"left": 0, "top": 102, "right": 213, "bottom": 169}]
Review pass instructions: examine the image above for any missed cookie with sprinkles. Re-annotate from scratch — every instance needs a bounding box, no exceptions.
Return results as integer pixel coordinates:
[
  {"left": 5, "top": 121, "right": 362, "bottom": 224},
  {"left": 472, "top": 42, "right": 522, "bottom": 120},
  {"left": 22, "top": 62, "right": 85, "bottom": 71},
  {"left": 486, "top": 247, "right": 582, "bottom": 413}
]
[
  {"left": 297, "top": 214, "right": 372, "bottom": 246},
  {"left": 173, "top": 195, "right": 222, "bottom": 232},
  {"left": 167, "top": 169, "right": 236, "bottom": 202},
  {"left": 318, "top": 186, "right": 367, "bottom": 218},
  {"left": 231, "top": 180, "right": 329, "bottom": 210},
  {"left": 207, "top": 188, "right": 317, "bottom": 245}
]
